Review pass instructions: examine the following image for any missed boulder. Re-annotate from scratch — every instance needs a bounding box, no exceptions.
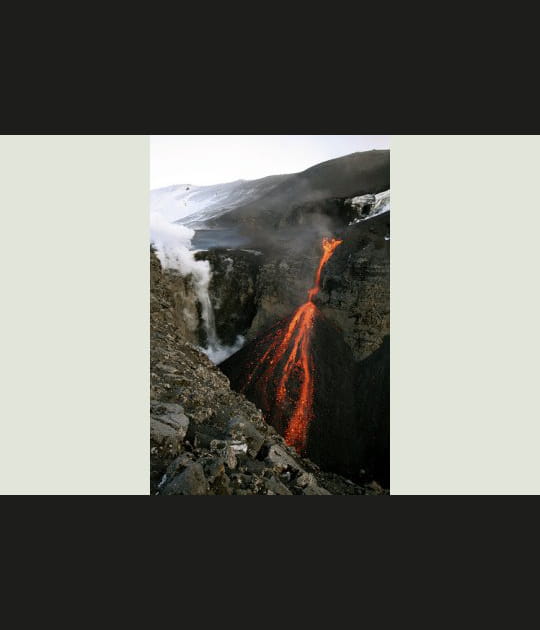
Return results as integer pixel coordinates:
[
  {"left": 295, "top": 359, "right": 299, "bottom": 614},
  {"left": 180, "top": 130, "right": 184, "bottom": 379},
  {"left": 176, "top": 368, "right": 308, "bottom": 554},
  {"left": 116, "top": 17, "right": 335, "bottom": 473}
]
[
  {"left": 210, "top": 440, "right": 237, "bottom": 470},
  {"left": 295, "top": 471, "right": 317, "bottom": 488},
  {"left": 161, "top": 463, "right": 207, "bottom": 495},
  {"left": 264, "top": 476, "right": 293, "bottom": 495},
  {"left": 302, "top": 482, "right": 331, "bottom": 496},
  {"left": 150, "top": 400, "right": 189, "bottom": 441},
  {"left": 227, "top": 417, "right": 265, "bottom": 457},
  {"left": 186, "top": 423, "right": 228, "bottom": 449},
  {"left": 265, "top": 444, "right": 303, "bottom": 472},
  {"left": 150, "top": 419, "right": 184, "bottom": 457},
  {"left": 166, "top": 452, "right": 194, "bottom": 477},
  {"left": 202, "top": 457, "right": 225, "bottom": 483},
  {"left": 211, "top": 472, "right": 232, "bottom": 496},
  {"left": 238, "top": 456, "right": 266, "bottom": 476}
]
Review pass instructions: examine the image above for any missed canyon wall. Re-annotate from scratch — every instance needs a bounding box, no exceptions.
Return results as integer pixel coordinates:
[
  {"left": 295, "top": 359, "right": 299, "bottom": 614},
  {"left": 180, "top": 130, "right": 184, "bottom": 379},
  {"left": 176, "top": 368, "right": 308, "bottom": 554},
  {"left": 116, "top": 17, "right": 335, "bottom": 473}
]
[
  {"left": 151, "top": 151, "right": 390, "bottom": 490},
  {"left": 218, "top": 208, "right": 390, "bottom": 486},
  {"left": 151, "top": 249, "right": 384, "bottom": 495}
]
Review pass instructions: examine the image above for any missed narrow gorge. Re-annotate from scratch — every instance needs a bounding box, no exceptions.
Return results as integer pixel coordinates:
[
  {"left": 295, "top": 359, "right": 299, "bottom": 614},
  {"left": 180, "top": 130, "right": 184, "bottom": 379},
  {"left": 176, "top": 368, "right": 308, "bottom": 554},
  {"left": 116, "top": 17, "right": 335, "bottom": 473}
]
[{"left": 150, "top": 150, "right": 390, "bottom": 495}]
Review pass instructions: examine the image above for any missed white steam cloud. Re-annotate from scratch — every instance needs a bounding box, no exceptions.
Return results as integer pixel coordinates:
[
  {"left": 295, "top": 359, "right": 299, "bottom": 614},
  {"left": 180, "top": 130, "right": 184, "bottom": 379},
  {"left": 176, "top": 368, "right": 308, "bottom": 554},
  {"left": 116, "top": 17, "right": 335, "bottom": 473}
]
[
  {"left": 205, "top": 335, "right": 246, "bottom": 365},
  {"left": 150, "top": 212, "right": 244, "bottom": 364},
  {"left": 150, "top": 212, "right": 208, "bottom": 279}
]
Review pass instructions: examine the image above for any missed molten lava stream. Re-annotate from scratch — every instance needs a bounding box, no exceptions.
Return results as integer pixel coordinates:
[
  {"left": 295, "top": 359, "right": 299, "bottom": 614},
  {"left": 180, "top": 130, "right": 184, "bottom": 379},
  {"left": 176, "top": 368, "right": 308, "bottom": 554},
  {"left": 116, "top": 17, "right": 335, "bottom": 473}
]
[{"left": 245, "top": 237, "right": 343, "bottom": 453}]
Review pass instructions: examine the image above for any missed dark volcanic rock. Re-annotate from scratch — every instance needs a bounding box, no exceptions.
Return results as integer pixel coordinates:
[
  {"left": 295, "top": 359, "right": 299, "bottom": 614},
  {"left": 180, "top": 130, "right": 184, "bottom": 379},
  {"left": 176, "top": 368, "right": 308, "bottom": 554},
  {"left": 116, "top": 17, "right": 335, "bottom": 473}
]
[
  {"left": 317, "top": 212, "right": 390, "bottom": 360},
  {"left": 150, "top": 249, "right": 376, "bottom": 495},
  {"left": 264, "top": 476, "right": 293, "bottom": 495},
  {"left": 247, "top": 252, "right": 321, "bottom": 340},
  {"left": 220, "top": 212, "right": 390, "bottom": 488},
  {"left": 151, "top": 246, "right": 201, "bottom": 346},
  {"left": 308, "top": 329, "right": 390, "bottom": 487},
  {"left": 221, "top": 309, "right": 389, "bottom": 487},
  {"left": 151, "top": 152, "right": 390, "bottom": 494},
  {"left": 227, "top": 416, "right": 265, "bottom": 458},
  {"left": 194, "top": 248, "right": 263, "bottom": 345},
  {"left": 230, "top": 207, "right": 389, "bottom": 350},
  {"left": 150, "top": 401, "right": 189, "bottom": 462},
  {"left": 210, "top": 151, "right": 390, "bottom": 232},
  {"left": 161, "top": 463, "right": 207, "bottom": 495},
  {"left": 265, "top": 443, "right": 304, "bottom": 472},
  {"left": 151, "top": 401, "right": 189, "bottom": 437}
]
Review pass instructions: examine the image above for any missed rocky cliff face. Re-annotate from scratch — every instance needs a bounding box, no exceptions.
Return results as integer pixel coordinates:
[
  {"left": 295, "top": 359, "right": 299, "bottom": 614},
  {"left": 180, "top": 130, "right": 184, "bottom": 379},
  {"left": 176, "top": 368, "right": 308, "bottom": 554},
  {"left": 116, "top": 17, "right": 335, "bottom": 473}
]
[
  {"left": 194, "top": 249, "right": 262, "bottom": 346},
  {"left": 151, "top": 247, "right": 200, "bottom": 346},
  {"left": 218, "top": 207, "right": 390, "bottom": 487},
  {"left": 150, "top": 150, "right": 390, "bottom": 492},
  {"left": 317, "top": 212, "right": 390, "bottom": 360},
  {"left": 221, "top": 285, "right": 390, "bottom": 488},
  {"left": 150, "top": 249, "right": 385, "bottom": 495},
  {"left": 198, "top": 202, "right": 390, "bottom": 362}
]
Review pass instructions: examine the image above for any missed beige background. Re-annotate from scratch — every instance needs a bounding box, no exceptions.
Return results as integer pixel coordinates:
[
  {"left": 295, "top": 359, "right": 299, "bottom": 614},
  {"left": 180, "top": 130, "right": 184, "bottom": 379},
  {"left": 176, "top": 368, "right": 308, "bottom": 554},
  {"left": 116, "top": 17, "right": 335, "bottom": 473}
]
[
  {"left": 391, "top": 135, "right": 540, "bottom": 493},
  {"left": 0, "top": 136, "right": 149, "bottom": 494},
  {"left": 0, "top": 135, "right": 538, "bottom": 494}
]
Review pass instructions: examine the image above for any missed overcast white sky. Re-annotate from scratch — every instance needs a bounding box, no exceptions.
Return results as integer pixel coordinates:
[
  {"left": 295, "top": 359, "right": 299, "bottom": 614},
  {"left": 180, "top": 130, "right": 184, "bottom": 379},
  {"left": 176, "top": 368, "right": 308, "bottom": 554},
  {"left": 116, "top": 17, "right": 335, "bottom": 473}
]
[{"left": 151, "top": 135, "right": 390, "bottom": 189}]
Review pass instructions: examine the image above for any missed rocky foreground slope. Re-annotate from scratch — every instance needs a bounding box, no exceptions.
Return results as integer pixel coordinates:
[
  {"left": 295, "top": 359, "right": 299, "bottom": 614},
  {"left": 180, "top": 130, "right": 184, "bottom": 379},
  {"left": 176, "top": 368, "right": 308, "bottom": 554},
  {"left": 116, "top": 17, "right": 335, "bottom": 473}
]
[{"left": 151, "top": 249, "right": 385, "bottom": 495}]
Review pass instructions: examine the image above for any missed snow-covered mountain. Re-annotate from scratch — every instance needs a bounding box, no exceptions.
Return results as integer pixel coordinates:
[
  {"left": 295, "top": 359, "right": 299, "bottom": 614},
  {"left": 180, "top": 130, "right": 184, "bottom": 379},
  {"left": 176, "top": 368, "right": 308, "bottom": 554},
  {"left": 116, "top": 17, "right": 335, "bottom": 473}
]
[
  {"left": 150, "top": 174, "right": 289, "bottom": 226},
  {"left": 150, "top": 151, "right": 390, "bottom": 233}
]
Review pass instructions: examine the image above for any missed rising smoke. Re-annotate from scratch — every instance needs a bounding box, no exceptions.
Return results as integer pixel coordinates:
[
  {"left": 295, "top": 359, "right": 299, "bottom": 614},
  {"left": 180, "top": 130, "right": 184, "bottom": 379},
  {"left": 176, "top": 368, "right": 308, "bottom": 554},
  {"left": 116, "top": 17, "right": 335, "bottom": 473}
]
[{"left": 150, "top": 212, "right": 244, "bottom": 363}]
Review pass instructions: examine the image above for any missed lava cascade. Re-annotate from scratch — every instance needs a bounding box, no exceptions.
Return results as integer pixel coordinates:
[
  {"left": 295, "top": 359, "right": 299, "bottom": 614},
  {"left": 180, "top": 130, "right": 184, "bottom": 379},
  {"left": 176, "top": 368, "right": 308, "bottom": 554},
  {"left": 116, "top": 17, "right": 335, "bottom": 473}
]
[{"left": 241, "top": 237, "right": 343, "bottom": 452}]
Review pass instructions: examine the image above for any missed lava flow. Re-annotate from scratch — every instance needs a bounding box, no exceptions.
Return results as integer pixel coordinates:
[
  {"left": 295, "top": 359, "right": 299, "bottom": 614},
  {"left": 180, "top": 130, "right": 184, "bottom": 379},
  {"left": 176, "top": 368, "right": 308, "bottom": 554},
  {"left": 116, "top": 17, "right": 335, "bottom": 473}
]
[{"left": 242, "top": 237, "right": 343, "bottom": 453}]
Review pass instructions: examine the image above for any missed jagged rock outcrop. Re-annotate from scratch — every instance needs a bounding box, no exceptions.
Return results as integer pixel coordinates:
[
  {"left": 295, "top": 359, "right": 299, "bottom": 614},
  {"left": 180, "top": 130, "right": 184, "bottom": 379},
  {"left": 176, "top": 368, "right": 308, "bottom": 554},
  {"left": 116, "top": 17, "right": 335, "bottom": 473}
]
[
  {"left": 151, "top": 246, "right": 200, "bottom": 346},
  {"left": 218, "top": 201, "right": 390, "bottom": 487},
  {"left": 248, "top": 253, "right": 320, "bottom": 339},
  {"left": 151, "top": 249, "right": 385, "bottom": 495},
  {"left": 317, "top": 211, "right": 390, "bottom": 360},
  {"left": 207, "top": 206, "right": 390, "bottom": 361},
  {"left": 194, "top": 249, "right": 262, "bottom": 346}
]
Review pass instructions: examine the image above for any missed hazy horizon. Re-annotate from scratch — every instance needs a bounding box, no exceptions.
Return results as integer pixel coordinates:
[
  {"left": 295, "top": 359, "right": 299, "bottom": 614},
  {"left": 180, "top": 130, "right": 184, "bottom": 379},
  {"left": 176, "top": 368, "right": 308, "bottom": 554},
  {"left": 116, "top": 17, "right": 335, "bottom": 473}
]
[{"left": 151, "top": 135, "right": 390, "bottom": 190}]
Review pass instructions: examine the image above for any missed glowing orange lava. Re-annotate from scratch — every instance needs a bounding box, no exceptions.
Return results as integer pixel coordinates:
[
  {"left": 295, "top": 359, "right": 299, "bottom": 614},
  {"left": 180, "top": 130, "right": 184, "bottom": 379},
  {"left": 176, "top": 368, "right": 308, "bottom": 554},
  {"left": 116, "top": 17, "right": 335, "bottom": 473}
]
[{"left": 243, "top": 237, "right": 343, "bottom": 453}]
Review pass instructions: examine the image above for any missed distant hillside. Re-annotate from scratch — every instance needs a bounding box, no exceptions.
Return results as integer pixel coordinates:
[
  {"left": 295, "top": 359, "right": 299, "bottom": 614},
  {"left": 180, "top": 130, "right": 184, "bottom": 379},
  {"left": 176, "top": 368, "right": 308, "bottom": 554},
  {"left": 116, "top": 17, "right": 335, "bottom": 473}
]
[
  {"left": 150, "top": 174, "right": 289, "bottom": 224},
  {"left": 207, "top": 150, "right": 390, "bottom": 229},
  {"left": 150, "top": 150, "right": 390, "bottom": 231}
]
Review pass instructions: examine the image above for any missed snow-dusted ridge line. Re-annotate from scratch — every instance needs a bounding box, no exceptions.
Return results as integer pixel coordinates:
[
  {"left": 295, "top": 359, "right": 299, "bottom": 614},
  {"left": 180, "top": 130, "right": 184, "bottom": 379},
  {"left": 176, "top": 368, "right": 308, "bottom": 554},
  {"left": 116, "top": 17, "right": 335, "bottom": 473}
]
[
  {"left": 150, "top": 176, "right": 288, "bottom": 226},
  {"left": 151, "top": 181, "right": 389, "bottom": 364}
]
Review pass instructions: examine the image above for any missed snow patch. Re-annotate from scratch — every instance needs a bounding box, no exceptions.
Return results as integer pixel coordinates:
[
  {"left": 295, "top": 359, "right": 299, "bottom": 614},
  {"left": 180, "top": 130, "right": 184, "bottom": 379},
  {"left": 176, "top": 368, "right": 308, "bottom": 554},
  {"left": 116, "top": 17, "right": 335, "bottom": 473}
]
[
  {"left": 348, "top": 189, "right": 390, "bottom": 225},
  {"left": 150, "top": 177, "right": 285, "bottom": 226}
]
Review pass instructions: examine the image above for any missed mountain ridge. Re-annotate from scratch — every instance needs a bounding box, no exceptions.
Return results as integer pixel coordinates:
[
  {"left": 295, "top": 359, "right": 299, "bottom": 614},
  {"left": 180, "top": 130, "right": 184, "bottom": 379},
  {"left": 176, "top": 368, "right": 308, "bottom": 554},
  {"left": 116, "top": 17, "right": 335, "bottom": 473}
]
[{"left": 150, "top": 150, "right": 389, "bottom": 230}]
